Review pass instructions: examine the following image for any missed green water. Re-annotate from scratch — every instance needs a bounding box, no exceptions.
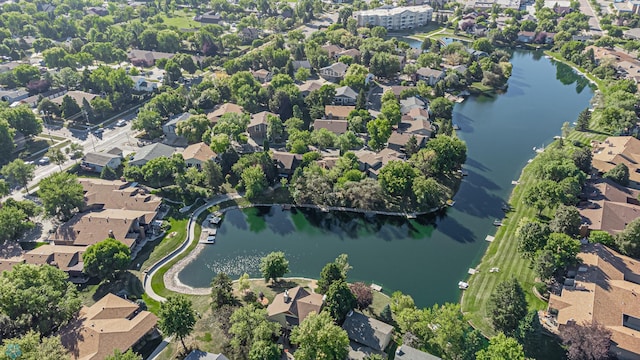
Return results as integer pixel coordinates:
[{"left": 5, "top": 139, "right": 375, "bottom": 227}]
[{"left": 179, "top": 50, "right": 594, "bottom": 307}]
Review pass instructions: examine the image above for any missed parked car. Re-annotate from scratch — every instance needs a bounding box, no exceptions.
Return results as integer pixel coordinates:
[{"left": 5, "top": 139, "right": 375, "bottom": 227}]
[
  {"left": 38, "top": 156, "right": 50, "bottom": 165},
  {"left": 116, "top": 119, "right": 126, "bottom": 127},
  {"left": 93, "top": 128, "right": 104, "bottom": 135}
]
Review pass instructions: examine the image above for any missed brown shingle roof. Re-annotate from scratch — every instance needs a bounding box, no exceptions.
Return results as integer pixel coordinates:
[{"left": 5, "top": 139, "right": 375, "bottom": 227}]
[
  {"left": 579, "top": 179, "right": 640, "bottom": 235},
  {"left": 24, "top": 244, "right": 86, "bottom": 272},
  {"left": 79, "top": 178, "right": 162, "bottom": 213},
  {"left": 324, "top": 105, "right": 355, "bottom": 119},
  {"left": 548, "top": 243, "right": 640, "bottom": 357},
  {"left": 313, "top": 119, "right": 348, "bottom": 135},
  {"left": 267, "top": 286, "right": 323, "bottom": 324},
  {"left": 592, "top": 136, "right": 640, "bottom": 184},
  {"left": 60, "top": 293, "right": 158, "bottom": 360},
  {"left": 207, "top": 103, "right": 244, "bottom": 123},
  {"left": 249, "top": 111, "right": 278, "bottom": 128},
  {"left": 51, "top": 91, "right": 98, "bottom": 106},
  {"left": 183, "top": 142, "right": 217, "bottom": 163}
]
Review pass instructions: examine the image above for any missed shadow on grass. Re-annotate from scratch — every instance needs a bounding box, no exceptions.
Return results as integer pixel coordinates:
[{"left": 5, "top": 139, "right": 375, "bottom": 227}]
[
  {"left": 267, "top": 279, "right": 299, "bottom": 293},
  {"left": 91, "top": 271, "right": 145, "bottom": 301}
]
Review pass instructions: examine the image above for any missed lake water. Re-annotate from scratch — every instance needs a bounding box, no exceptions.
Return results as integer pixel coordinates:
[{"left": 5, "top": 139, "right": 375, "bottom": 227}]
[{"left": 178, "top": 50, "right": 594, "bottom": 307}]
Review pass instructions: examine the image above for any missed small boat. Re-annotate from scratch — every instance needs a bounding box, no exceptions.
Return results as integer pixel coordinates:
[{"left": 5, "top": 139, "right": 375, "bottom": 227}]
[
  {"left": 493, "top": 219, "right": 503, "bottom": 226},
  {"left": 458, "top": 281, "right": 469, "bottom": 290},
  {"left": 457, "top": 169, "right": 469, "bottom": 176},
  {"left": 453, "top": 123, "right": 461, "bottom": 130},
  {"left": 446, "top": 199, "right": 455, "bottom": 206},
  {"left": 200, "top": 231, "right": 216, "bottom": 244},
  {"left": 501, "top": 203, "right": 511, "bottom": 212},
  {"left": 210, "top": 215, "right": 222, "bottom": 225},
  {"left": 406, "top": 213, "right": 417, "bottom": 219},
  {"left": 544, "top": 55, "right": 551, "bottom": 59}
]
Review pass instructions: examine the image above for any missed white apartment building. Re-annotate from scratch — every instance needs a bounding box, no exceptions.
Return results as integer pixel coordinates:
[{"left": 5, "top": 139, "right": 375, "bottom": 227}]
[{"left": 355, "top": 5, "right": 433, "bottom": 30}]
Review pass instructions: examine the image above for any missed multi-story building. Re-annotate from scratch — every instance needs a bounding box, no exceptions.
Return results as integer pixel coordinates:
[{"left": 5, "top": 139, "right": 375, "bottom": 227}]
[{"left": 355, "top": 5, "right": 433, "bottom": 30}]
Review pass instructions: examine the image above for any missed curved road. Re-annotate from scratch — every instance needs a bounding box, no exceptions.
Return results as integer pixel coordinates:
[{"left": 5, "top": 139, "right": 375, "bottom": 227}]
[{"left": 143, "top": 193, "right": 241, "bottom": 302}]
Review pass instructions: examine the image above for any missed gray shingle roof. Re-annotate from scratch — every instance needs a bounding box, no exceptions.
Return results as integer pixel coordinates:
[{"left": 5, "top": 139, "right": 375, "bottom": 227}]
[
  {"left": 130, "top": 143, "right": 176, "bottom": 165},
  {"left": 83, "top": 152, "right": 120, "bottom": 167}
]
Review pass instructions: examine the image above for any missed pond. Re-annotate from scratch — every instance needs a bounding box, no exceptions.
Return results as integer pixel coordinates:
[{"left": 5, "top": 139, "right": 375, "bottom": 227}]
[{"left": 178, "top": 50, "right": 594, "bottom": 307}]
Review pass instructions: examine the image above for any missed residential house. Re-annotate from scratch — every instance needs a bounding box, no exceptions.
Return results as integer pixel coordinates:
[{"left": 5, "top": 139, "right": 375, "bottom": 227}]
[
  {"left": 613, "top": 0, "right": 640, "bottom": 15},
  {"left": 387, "top": 131, "right": 426, "bottom": 153},
  {"left": 319, "top": 62, "right": 349, "bottom": 82},
  {"left": 207, "top": 103, "right": 244, "bottom": 125},
  {"left": 131, "top": 76, "right": 159, "bottom": 92},
  {"left": 240, "top": 28, "right": 261, "bottom": 43},
  {"left": 536, "top": 32, "right": 556, "bottom": 44},
  {"left": 547, "top": 243, "right": 640, "bottom": 360},
  {"left": 51, "top": 91, "right": 98, "bottom": 107},
  {"left": 194, "top": 10, "right": 222, "bottom": 23},
  {"left": 292, "top": 60, "right": 311, "bottom": 71},
  {"left": 342, "top": 311, "right": 394, "bottom": 358},
  {"left": 0, "top": 256, "right": 24, "bottom": 273},
  {"left": 128, "top": 49, "right": 175, "bottom": 67},
  {"left": 267, "top": 286, "right": 324, "bottom": 329},
  {"left": 162, "top": 112, "right": 191, "bottom": 139},
  {"left": 321, "top": 44, "right": 345, "bottom": 58},
  {"left": 297, "top": 80, "right": 323, "bottom": 98},
  {"left": 355, "top": 5, "right": 433, "bottom": 30},
  {"left": 415, "top": 67, "right": 445, "bottom": 86},
  {"left": 271, "top": 151, "right": 303, "bottom": 178},
  {"left": 517, "top": 31, "right": 536, "bottom": 43},
  {"left": 18, "top": 87, "right": 66, "bottom": 108},
  {"left": 185, "top": 350, "right": 230, "bottom": 360},
  {"left": 23, "top": 245, "right": 86, "bottom": 281},
  {"left": 251, "top": 69, "right": 272, "bottom": 83},
  {"left": 467, "top": 48, "right": 488, "bottom": 59},
  {"left": 85, "top": 6, "right": 109, "bottom": 16},
  {"left": 388, "top": 85, "right": 413, "bottom": 98},
  {"left": 50, "top": 208, "right": 156, "bottom": 252},
  {"left": 0, "top": 61, "right": 24, "bottom": 73},
  {"left": 0, "top": 89, "right": 29, "bottom": 103},
  {"left": 325, "top": 105, "right": 355, "bottom": 120},
  {"left": 592, "top": 137, "right": 640, "bottom": 188},
  {"left": 129, "top": 143, "right": 176, "bottom": 167},
  {"left": 400, "top": 96, "right": 427, "bottom": 114},
  {"left": 354, "top": 148, "right": 404, "bottom": 178},
  {"left": 313, "top": 119, "right": 348, "bottom": 135},
  {"left": 334, "top": 86, "right": 358, "bottom": 106},
  {"left": 579, "top": 179, "right": 640, "bottom": 236},
  {"left": 183, "top": 142, "right": 217, "bottom": 169},
  {"left": 398, "top": 109, "right": 433, "bottom": 138},
  {"left": 79, "top": 178, "right": 162, "bottom": 214},
  {"left": 624, "top": 28, "right": 640, "bottom": 40},
  {"left": 249, "top": 111, "right": 278, "bottom": 140},
  {"left": 395, "top": 345, "right": 442, "bottom": 360},
  {"left": 81, "top": 152, "right": 122, "bottom": 173},
  {"left": 60, "top": 293, "right": 158, "bottom": 360},
  {"left": 336, "top": 48, "right": 361, "bottom": 62}
]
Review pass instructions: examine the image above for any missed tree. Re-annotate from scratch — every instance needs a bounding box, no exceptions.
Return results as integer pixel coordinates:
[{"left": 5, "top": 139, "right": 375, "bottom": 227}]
[
  {"left": 210, "top": 133, "right": 231, "bottom": 153},
  {"left": 211, "top": 272, "right": 236, "bottom": 309},
  {"left": 290, "top": 311, "right": 349, "bottom": 360},
  {"left": 60, "top": 95, "right": 81, "bottom": 118},
  {"left": 430, "top": 97, "right": 454, "bottom": 120},
  {"left": 0, "top": 203, "right": 37, "bottom": 242},
  {"left": 317, "top": 262, "right": 346, "bottom": 294},
  {"left": 229, "top": 304, "right": 281, "bottom": 358},
  {"left": 487, "top": 278, "right": 527, "bottom": 335},
  {"left": 38, "top": 172, "right": 84, "bottom": 220},
  {"left": 238, "top": 273, "right": 251, "bottom": 294},
  {"left": 534, "top": 249, "right": 556, "bottom": 281},
  {"left": 83, "top": 238, "right": 131, "bottom": 280},
  {"left": 0, "top": 120, "right": 14, "bottom": 163},
  {"left": 104, "top": 350, "right": 142, "bottom": 360},
  {"left": 295, "top": 67, "right": 311, "bottom": 82},
  {"left": 475, "top": 333, "right": 525, "bottom": 360},
  {"left": 378, "top": 160, "right": 417, "bottom": 197},
  {"left": 390, "top": 291, "right": 415, "bottom": 314},
  {"left": 369, "top": 52, "right": 400, "bottom": 78},
  {"left": 266, "top": 115, "right": 284, "bottom": 142},
  {"left": 46, "top": 147, "right": 67, "bottom": 171},
  {"left": 516, "top": 221, "right": 550, "bottom": 259},
  {"left": 550, "top": 205, "right": 581, "bottom": 236},
  {"left": 603, "top": 163, "right": 629, "bottom": 186},
  {"left": 337, "top": 131, "right": 364, "bottom": 154},
  {"left": 4, "top": 106, "right": 42, "bottom": 136},
  {"left": 249, "top": 340, "right": 281, "bottom": 360},
  {"left": 425, "top": 135, "right": 467, "bottom": 173},
  {"left": 616, "top": 217, "right": 640, "bottom": 258},
  {"left": 90, "top": 97, "right": 112, "bottom": 119},
  {"left": 589, "top": 230, "right": 615, "bottom": 246},
  {"left": 100, "top": 166, "right": 118, "bottom": 180},
  {"left": 203, "top": 160, "right": 224, "bottom": 190},
  {"left": 544, "top": 233, "right": 581, "bottom": 272},
  {"left": 334, "top": 253, "right": 352, "bottom": 277},
  {"left": 1, "top": 159, "right": 35, "bottom": 190},
  {"left": 412, "top": 176, "right": 448, "bottom": 208},
  {"left": 0, "top": 331, "right": 70, "bottom": 360},
  {"left": 560, "top": 322, "right": 611, "bottom": 360},
  {"left": 133, "top": 110, "right": 163, "bottom": 139},
  {"left": 0, "top": 264, "right": 81, "bottom": 337},
  {"left": 522, "top": 180, "right": 563, "bottom": 214},
  {"left": 472, "top": 38, "right": 494, "bottom": 53},
  {"left": 366, "top": 117, "right": 392, "bottom": 151},
  {"left": 572, "top": 147, "right": 592, "bottom": 173},
  {"left": 158, "top": 295, "right": 196, "bottom": 351},
  {"left": 349, "top": 282, "right": 373, "bottom": 310},
  {"left": 176, "top": 114, "right": 210, "bottom": 144},
  {"left": 260, "top": 251, "right": 289, "bottom": 283},
  {"left": 241, "top": 165, "right": 267, "bottom": 200},
  {"left": 575, "top": 108, "right": 590, "bottom": 131},
  {"left": 380, "top": 304, "right": 393, "bottom": 323}
]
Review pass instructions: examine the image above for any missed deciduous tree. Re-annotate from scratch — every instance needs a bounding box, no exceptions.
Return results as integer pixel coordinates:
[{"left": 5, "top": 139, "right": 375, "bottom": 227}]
[
  {"left": 259, "top": 251, "right": 289, "bottom": 283},
  {"left": 83, "top": 238, "right": 131, "bottom": 280},
  {"left": 549, "top": 205, "right": 581, "bottom": 236},
  {"left": 1, "top": 159, "right": 35, "bottom": 190},
  {"left": 38, "top": 172, "right": 83, "bottom": 220},
  {"left": 349, "top": 282, "right": 373, "bottom": 311},
  {"left": 211, "top": 272, "right": 236, "bottom": 309},
  {"left": 290, "top": 311, "right": 349, "bottom": 360},
  {"left": 516, "top": 220, "right": 550, "bottom": 259},
  {"left": 475, "top": 333, "right": 525, "bottom": 360},
  {"left": 604, "top": 163, "right": 629, "bottom": 186},
  {"left": 0, "top": 331, "right": 70, "bottom": 360},
  {"left": 104, "top": 350, "right": 142, "bottom": 360},
  {"left": 158, "top": 295, "right": 196, "bottom": 351},
  {"left": 616, "top": 217, "right": 640, "bottom": 258},
  {"left": 560, "top": 322, "right": 611, "bottom": 360}
]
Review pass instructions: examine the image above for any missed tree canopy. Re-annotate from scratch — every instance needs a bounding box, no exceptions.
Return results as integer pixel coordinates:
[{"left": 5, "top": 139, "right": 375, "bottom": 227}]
[
  {"left": 38, "top": 172, "right": 84, "bottom": 220},
  {"left": 83, "top": 238, "right": 131, "bottom": 279},
  {"left": 290, "top": 311, "right": 349, "bottom": 360},
  {"left": 158, "top": 295, "right": 196, "bottom": 351},
  {"left": 487, "top": 278, "right": 528, "bottom": 335},
  {"left": 259, "top": 251, "right": 289, "bottom": 282}
]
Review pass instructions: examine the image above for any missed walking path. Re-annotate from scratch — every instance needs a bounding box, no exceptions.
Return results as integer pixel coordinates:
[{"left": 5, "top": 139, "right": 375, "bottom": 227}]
[{"left": 143, "top": 193, "right": 242, "bottom": 302}]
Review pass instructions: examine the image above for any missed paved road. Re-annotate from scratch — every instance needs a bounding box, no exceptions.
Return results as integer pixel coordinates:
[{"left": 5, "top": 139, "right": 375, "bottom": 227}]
[{"left": 577, "top": 0, "right": 602, "bottom": 34}]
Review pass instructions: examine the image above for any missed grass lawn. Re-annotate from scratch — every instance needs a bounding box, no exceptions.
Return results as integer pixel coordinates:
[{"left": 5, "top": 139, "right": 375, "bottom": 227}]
[
  {"left": 160, "top": 10, "right": 201, "bottom": 29},
  {"left": 461, "top": 61, "right": 610, "bottom": 355}
]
